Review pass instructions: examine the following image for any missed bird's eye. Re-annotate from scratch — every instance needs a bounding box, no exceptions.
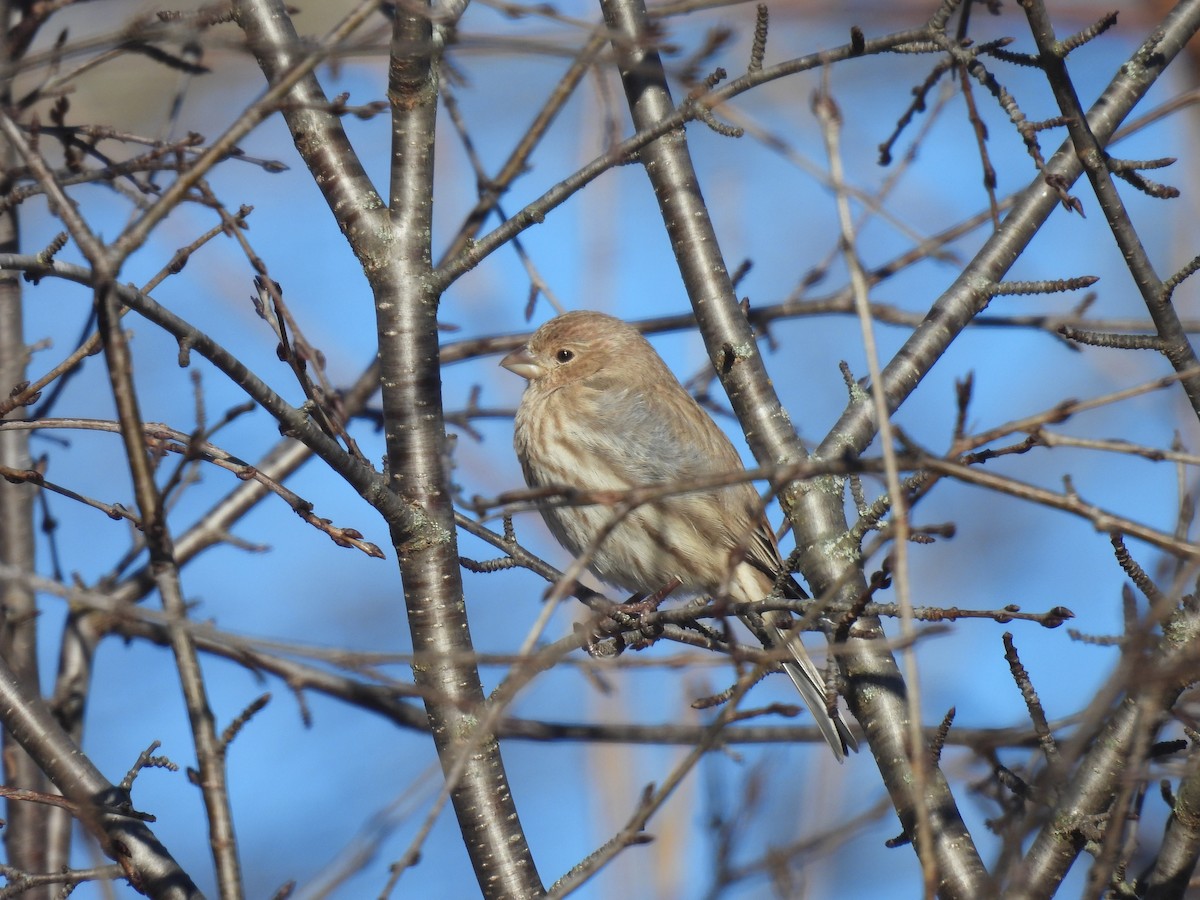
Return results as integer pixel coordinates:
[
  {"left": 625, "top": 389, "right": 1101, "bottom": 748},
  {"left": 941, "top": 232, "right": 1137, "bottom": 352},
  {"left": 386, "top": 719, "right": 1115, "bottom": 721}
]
[{"left": 555, "top": 348, "right": 575, "bottom": 363}]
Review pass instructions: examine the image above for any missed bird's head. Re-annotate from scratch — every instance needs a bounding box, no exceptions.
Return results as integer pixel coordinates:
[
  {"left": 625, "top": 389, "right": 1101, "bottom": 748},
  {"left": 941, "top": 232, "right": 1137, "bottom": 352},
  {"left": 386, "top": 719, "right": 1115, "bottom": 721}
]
[{"left": 500, "top": 310, "right": 651, "bottom": 393}]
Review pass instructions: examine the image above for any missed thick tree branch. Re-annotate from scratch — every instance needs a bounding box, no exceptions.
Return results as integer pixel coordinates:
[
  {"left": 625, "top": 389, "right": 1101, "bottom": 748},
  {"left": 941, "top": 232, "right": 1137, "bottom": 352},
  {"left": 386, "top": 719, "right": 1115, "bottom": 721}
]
[
  {"left": 381, "top": 4, "right": 544, "bottom": 894},
  {"left": 0, "top": 16, "right": 50, "bottom": 884},
  {"left": 594, "top": 0, "right": 987, "bottom": 894}
]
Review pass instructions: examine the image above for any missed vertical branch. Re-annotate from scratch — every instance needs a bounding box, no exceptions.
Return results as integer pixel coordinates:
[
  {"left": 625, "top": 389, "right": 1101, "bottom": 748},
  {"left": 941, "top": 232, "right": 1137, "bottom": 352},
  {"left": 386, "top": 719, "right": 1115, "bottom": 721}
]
[
  {"left": 97, "top": 279, "right": 245, "bottom": 898},
  {"left": 804, "top": 12, "right": 1200, "bottom": 884},
  {"left": 594, "top": 0, "right": 987, "bottom": 893},
  {"left": 382, "top": 5, "right": 544, "bottom": 897},
  {"left": 0, "top": 4, "right": 50, "bottom": 884},
  {"left": 242, "top": 0, "right": 548, "bottom": 890}
]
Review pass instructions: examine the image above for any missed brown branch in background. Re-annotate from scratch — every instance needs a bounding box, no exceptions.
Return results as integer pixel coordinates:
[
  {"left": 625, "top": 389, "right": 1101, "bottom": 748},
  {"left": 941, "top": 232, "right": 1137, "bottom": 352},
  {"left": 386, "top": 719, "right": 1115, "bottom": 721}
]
[
  {"left": 1002, "top": 633, "right": 1060, "bottom": 769},
  {"left": 439, "top": 29, "right": 608, "bottom": 271},
  {"left": 440, "top": 81, "right": 566, "bottom": 317},
  {"left": 547, "top": 670, "right": 760, "bottom": 897},
  {"left": 1, "top": 209, "right": 251, "bottom": 419},
  {"left": 0, "top": 417, "right": 384, "bottom": 557},
  {"left": 1020, "top": 0, "right": 1200, "bottom": 420}
]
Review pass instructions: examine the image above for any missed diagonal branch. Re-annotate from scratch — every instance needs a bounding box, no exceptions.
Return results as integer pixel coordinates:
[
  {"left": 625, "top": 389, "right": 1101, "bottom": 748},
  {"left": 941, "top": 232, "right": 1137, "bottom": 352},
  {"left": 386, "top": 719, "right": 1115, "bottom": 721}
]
[
  {"left": 1018, "top": 0, "right": 1200, "bottom": 420},
  {"left": 0, "top": 649, "right": 201, "bottom": 898},
  {"left": 593, "top": 0, "right": 987, "bottom": 895},
  {"left": 819, "top": 0, "right": 1200, "bottom": 460}
]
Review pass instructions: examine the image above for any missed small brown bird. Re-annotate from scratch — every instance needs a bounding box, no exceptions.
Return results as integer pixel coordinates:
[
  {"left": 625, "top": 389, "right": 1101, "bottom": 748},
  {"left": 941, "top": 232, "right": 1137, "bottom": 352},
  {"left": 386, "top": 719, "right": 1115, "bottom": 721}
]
[{"left": 501, "top": 310, "right": 857, "bottom": 760}]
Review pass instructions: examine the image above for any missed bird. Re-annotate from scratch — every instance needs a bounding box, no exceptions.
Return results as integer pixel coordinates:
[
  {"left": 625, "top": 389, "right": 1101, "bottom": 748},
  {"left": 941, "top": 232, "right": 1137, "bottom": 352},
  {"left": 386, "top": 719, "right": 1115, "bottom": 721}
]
[{"left": 500, "top": 310, "right": 857, "bottom": 760}]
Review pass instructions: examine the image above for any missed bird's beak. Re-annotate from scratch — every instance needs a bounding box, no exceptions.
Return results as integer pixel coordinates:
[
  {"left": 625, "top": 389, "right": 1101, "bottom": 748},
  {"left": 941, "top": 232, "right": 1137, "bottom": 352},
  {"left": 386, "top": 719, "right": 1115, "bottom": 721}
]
[{"left": 500, "top": 346, "right": 543, "bottom": 381}]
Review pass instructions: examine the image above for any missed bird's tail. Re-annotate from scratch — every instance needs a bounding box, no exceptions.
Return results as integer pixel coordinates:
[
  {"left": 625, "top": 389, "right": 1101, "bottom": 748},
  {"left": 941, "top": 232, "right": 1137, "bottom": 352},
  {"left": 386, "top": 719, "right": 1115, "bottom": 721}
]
[
  {"left": 732, "top": 567, "right": 857, "bottom": 761},
  {"left": 770, "top": 618, "right": 858, "bottom": 762}
]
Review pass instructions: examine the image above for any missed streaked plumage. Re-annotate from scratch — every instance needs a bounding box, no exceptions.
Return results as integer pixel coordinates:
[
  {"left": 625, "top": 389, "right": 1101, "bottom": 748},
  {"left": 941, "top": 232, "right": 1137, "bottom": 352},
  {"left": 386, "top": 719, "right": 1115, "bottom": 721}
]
[{"left": 502, "top": 310, "right": 856, "bottom": 760}]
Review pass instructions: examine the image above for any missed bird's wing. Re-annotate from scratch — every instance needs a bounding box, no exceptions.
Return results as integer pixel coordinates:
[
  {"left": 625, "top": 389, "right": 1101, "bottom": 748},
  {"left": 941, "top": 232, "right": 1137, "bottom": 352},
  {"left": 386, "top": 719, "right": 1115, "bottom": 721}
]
[{"left": 575, "top": 379, "right": 743, "bottom": 486}]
